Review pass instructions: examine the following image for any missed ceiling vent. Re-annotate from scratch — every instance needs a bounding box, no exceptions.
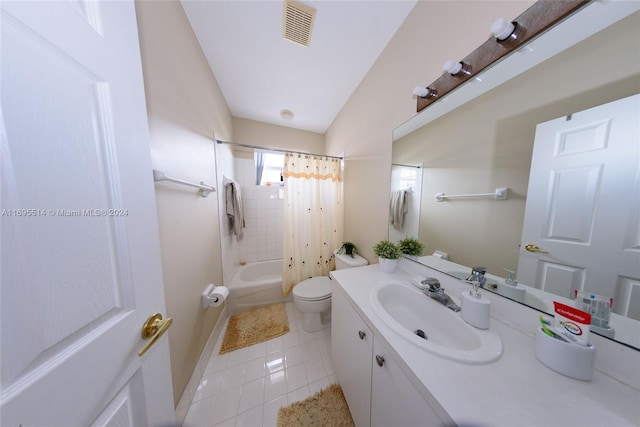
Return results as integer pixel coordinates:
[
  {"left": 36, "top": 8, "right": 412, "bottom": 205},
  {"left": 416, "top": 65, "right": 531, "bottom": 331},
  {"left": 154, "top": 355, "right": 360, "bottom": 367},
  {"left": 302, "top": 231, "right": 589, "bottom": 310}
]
[{"left": 283, "top": 0, "right": 316, "bottom": 47}]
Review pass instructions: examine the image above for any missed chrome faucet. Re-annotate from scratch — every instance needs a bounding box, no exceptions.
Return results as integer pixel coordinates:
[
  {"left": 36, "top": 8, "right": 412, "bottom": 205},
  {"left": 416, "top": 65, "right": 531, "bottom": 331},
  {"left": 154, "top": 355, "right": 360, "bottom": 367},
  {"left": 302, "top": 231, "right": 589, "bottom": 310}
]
[
  {"left": 421, "top": 278, "right": 461, "bottom": 312},
  {"left": 466, "top": 266, "right": 487, "bottom": 288}
]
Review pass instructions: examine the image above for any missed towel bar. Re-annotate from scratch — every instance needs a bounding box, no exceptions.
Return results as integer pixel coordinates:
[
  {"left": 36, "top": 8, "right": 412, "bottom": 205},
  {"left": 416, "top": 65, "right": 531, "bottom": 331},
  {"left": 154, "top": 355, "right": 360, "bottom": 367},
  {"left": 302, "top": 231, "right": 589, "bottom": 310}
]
[
  {"left": 153, "top": 169, "right": 215, "bottom": 197},
  {"left": 436, "top": 187, "right": 508, "bottom": 202}
]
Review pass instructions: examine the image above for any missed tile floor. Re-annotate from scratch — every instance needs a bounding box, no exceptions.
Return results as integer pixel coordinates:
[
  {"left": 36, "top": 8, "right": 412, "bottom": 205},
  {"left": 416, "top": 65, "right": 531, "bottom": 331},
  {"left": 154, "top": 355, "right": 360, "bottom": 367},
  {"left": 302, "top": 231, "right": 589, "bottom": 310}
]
[{"left": 182, "top": 302, "right": 336, "bottom": 427}]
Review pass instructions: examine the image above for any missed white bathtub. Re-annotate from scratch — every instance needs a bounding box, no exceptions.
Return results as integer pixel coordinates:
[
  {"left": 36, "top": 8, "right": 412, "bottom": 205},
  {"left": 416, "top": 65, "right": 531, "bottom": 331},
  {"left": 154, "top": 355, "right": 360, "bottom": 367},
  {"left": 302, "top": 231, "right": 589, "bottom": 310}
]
[{"left": 227, "top": 259, "right": 291, "bottom": 314}]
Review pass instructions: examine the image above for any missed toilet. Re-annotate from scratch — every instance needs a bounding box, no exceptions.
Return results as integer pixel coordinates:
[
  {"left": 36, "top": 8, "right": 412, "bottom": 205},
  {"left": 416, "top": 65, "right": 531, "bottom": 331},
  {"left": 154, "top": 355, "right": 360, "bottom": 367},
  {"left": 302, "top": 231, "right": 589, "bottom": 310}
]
[{"left": 293, "top": 251, "right": 368, "bottom": 332}]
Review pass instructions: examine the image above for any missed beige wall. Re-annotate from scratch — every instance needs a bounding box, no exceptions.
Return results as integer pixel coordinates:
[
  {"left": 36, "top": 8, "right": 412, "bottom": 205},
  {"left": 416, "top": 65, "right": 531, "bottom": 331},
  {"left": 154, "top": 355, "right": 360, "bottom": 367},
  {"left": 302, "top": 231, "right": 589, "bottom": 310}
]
[
  {"left": 136, "top": 0, "right": 232, "bottom": 405},
  {"left": 394, "top": 12, "right": 640, "bottom": 275},
  {"left": 232, "top": 117, "right": 325, "bottom": 155},
  {"left": 326, "top": 1, "right": 534, "bottom": 262}
]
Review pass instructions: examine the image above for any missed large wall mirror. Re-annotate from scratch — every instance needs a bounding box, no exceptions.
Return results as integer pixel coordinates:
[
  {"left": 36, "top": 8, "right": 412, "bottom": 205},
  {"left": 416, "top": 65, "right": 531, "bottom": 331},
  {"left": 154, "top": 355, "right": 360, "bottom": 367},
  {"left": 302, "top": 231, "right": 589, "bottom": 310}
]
[{"left": 391, "top": 2, "right": 640, "bottom": 349}]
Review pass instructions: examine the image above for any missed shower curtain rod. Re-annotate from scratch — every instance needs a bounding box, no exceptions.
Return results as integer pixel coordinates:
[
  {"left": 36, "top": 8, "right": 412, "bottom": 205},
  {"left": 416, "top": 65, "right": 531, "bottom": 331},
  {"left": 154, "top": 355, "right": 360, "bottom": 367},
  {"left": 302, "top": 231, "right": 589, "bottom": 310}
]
[{"left": 215, "top": 139, "right": 343, "bottom": 160}]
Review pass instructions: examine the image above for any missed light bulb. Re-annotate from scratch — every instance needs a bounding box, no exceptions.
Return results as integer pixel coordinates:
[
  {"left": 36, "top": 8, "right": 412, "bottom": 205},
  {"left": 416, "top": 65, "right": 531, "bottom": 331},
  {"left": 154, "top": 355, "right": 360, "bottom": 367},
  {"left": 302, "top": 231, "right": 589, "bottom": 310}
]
[
  {"left": 412, "top": 86, "right": 429, "bottom": 97},
  {"left": 491, "top": 17, "right": 516, "bottom": 41},
  {"left": 413, "top": 86, "right": 436, "bottom": 99},
  {"left": 443, "top": 60, "right": 463, "bottom": 75}
]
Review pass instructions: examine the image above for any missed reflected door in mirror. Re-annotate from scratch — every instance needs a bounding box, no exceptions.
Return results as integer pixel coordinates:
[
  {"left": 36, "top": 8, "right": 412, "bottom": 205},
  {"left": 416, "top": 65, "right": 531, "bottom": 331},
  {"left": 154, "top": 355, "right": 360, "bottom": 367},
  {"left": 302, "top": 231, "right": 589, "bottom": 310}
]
[{"left": 518, "top": 94, "right": 640, "bottom": 319}]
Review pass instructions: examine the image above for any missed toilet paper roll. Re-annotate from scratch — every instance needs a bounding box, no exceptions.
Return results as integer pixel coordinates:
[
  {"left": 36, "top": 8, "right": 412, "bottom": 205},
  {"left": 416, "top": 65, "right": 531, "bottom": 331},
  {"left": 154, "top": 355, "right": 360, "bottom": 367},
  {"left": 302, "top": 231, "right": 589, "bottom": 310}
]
[{"left": 202, "top": 284, "right": 229, "bottom": 308}]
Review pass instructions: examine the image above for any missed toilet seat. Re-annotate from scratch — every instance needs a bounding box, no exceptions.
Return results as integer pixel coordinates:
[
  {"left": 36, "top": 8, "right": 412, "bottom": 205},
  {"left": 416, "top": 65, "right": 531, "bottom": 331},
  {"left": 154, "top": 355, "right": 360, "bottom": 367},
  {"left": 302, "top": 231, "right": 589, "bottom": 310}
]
[{"left": 293, "top": 276, "right": 331, "bottom": 301}]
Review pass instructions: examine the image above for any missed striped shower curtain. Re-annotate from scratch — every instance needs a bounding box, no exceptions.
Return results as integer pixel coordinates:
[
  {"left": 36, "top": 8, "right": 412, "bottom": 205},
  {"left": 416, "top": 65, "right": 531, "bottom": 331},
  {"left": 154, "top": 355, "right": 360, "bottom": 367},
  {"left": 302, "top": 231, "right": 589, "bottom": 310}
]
[{"left": 281, "top": 153, "right": 343, "bottom": 296}]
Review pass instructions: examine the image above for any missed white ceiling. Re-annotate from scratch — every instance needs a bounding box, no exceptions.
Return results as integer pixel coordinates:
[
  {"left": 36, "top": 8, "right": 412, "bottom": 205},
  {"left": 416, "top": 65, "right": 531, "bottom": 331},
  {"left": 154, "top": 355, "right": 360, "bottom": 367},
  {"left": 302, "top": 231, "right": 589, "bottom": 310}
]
[{"left": 181, "top": 0, "right": 417, "bottom": 134}]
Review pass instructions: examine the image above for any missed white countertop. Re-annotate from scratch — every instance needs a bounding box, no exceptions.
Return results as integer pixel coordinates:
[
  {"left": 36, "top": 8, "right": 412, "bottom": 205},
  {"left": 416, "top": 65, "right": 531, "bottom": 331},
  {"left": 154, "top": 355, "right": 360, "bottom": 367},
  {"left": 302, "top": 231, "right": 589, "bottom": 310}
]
[{"left": 330, "top": 263, "right": 640, "bottom": 427}]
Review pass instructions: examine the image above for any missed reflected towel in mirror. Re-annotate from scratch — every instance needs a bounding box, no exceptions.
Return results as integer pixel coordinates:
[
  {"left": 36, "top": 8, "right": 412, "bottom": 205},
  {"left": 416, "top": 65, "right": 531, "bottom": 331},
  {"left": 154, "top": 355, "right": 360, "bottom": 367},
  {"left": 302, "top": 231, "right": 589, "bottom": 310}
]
[{"left": 389, "top": 190, "right": 408, "bottom": 230}]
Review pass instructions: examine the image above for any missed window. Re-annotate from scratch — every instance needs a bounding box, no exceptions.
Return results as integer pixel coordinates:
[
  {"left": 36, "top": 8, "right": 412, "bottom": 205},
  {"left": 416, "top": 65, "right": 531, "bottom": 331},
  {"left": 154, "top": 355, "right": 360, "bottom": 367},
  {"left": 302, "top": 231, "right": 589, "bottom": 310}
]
[
  {"left": 255, "top": 150, "right": 284, "bottom": 186},
  {"left": 398, "top": 167, "right": 419, "bottom": 190}
]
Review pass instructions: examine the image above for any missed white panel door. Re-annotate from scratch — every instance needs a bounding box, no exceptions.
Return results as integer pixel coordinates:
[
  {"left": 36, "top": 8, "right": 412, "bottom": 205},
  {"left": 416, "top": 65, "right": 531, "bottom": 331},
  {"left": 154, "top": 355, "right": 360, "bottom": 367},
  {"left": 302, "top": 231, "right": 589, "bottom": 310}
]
[
  {"left": 1, "top": 1, "right": 175, "bottom": 425},
  {"left": 517, "top": 94, "right": 640, "bottom": 315}
]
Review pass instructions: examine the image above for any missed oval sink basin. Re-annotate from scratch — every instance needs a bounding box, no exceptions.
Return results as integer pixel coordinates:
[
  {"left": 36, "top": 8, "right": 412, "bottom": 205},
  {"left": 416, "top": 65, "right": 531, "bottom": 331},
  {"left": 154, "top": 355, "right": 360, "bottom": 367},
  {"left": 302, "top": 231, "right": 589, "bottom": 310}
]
[{"left": 370, "top": 283, "right": 503, "bottom": 364}]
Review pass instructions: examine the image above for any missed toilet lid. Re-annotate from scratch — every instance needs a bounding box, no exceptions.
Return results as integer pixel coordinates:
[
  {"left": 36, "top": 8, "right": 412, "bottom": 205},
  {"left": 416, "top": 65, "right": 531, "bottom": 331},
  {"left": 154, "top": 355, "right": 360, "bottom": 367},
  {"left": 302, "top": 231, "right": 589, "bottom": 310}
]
[{"left": 293, "top": 276, "right": 331, "bottom": 301}]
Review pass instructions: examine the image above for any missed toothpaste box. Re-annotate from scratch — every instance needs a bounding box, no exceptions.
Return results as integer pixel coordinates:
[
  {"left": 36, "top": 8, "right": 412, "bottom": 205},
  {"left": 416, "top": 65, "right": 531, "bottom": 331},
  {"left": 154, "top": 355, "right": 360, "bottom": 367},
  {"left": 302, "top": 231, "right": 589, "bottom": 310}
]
[{"left": 553, "top": 301, "right": 591, "bottom": 346}]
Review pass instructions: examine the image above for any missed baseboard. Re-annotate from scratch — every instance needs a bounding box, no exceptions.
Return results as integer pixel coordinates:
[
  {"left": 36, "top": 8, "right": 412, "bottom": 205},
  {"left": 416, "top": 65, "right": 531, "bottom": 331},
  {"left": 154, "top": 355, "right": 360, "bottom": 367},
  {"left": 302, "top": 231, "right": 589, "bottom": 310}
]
[{"left": 175, "top": 304, "right": 228, "bottom": 425}]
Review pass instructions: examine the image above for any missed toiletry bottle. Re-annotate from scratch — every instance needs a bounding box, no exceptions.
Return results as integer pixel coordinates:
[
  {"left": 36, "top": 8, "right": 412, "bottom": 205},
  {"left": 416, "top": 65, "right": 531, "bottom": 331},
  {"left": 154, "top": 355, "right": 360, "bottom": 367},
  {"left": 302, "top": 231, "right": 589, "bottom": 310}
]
[{"left": 461, "top": 282, "right": 491, "bottom": 329}]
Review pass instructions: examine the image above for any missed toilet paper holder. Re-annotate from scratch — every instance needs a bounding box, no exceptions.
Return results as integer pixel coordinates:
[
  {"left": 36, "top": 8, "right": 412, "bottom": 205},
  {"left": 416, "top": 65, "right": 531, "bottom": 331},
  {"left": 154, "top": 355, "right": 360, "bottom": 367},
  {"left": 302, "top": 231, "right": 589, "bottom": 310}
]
[{"left": 201, "top": 284, "right": 228, "bottom": 309}]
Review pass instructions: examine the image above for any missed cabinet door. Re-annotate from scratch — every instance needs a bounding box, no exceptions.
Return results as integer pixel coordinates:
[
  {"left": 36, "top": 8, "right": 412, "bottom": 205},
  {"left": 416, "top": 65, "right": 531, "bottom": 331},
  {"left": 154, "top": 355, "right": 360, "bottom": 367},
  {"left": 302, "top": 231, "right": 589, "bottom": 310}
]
[
  {"left": 332, "top": 287, "right": 373, "bottom": 427},
  {"left": 371, "top": 337, "right": 443, "bottom": 427}
]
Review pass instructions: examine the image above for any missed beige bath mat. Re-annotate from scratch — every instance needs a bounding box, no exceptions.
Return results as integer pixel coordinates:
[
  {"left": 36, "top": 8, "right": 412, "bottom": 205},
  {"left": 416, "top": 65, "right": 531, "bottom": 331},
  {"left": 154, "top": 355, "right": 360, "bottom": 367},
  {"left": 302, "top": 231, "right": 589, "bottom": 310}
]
[
  {"left": 219, "top": 303, "right": 289, "bottom": 354},
  {"left": 277, "top": 384, "right": 355, "bottom": 427}
]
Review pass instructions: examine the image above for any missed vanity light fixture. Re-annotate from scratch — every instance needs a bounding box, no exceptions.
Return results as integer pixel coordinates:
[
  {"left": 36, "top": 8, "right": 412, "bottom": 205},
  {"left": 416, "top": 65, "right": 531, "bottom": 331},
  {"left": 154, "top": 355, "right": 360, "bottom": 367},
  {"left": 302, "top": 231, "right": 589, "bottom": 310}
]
[
  {"left": 413, "top": 86, "right": 437, "bottom": 99},
  {"left": 415, "top": 2, "right": 589, "bottom": 113},
  {"left": 443, "top": 60, "right": 471, "bottom": 77}
]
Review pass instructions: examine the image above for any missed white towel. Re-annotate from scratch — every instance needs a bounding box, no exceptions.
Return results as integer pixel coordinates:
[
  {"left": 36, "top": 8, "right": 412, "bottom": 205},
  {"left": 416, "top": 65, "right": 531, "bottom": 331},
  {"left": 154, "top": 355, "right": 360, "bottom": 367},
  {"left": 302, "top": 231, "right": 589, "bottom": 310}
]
[
  {"left": 225, "top": 180, "right": 245, "bottom": 240},
  {"left": 389, "top": 190, "right": 408, "bottom": 230}
]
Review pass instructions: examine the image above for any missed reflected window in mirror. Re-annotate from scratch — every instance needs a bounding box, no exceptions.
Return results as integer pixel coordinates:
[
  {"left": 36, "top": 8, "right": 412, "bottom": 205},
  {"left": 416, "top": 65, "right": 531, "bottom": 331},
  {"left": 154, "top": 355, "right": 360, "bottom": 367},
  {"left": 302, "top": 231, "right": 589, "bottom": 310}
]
[{"left": 389, "top": 164, "right": 423, "bottom": 243}]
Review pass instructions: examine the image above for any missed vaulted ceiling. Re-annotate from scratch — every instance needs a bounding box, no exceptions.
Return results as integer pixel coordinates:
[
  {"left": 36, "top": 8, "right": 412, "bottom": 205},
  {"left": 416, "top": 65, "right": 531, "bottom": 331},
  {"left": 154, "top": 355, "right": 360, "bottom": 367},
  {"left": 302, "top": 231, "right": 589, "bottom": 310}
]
[{"left": 182, "top": 1, "right": 417, "bottom": 133}]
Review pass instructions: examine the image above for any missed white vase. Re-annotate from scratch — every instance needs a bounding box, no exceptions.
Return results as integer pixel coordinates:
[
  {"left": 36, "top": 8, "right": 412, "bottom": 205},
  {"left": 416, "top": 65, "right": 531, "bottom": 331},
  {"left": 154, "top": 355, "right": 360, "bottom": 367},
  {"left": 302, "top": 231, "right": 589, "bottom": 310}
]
[{"left": 378, "top": 257, "right": 397, "bottom": 273}]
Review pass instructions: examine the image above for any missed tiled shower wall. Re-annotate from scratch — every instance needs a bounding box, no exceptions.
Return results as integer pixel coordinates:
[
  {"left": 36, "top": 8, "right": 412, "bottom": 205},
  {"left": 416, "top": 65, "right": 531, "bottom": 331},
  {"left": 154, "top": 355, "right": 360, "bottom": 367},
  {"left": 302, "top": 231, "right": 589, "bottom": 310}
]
[
  {"left": 235, "top": 157, "right": 284, "bottom": 263},
  {"left": 216, "top": 142, "right": 240, "bottom": 287}
]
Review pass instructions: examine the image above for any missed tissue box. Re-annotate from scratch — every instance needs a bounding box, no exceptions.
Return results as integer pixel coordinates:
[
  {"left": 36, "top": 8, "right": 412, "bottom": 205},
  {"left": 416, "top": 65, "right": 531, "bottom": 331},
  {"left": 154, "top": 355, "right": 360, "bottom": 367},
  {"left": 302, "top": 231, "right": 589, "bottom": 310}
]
[{"left": 534, "top": 327, "right": 596, "bottom": 381}]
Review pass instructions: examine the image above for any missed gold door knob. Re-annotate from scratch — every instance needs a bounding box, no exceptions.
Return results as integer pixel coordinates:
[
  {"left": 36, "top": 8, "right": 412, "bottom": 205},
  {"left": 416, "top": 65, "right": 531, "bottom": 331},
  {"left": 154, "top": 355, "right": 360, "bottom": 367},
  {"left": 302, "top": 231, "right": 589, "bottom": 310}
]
[
  {"left": 525, "top": 244, "right": 549, "bottom": 254},
  {"left": 138, "top": 313, "right": 173, "bottom": 357}
]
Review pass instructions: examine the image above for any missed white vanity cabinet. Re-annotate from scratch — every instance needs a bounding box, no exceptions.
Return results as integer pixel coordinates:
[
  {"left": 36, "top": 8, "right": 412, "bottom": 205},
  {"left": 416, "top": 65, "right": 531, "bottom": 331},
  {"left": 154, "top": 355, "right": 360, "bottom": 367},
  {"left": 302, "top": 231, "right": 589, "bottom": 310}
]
[
  {"left": 331, "top": 282, "right": 373, "bottom": 427},
  {"left": 331, "top": 283, "right": 444, "bottom": 427},
  {"left": 371, "top": 336, "right": 443, "bottom": 426}
]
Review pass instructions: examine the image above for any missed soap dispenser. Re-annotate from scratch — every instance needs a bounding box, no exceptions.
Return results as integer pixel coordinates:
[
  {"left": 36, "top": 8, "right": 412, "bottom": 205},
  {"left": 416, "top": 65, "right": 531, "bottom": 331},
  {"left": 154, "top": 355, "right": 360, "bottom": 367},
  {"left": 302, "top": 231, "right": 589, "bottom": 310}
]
[
  {"left": 496, "top": 269, "right": 527, "bottom": 303},
  {"left": 461, "top": 282, "right": 491, "bottom": 329}
]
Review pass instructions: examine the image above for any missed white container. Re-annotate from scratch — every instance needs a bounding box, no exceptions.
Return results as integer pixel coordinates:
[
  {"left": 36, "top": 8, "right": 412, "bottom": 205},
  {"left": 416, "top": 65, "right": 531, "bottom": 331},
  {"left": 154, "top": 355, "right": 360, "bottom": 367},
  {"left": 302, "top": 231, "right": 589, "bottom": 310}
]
[
  {"left": 534, "top": 327, "right": 596, "bottom": 381},
  {"left": 461, "top": 291, "right": 491, "bottom": 329},
  {"left": 378, "top": 258, "right": 398, "bottom": 273}
]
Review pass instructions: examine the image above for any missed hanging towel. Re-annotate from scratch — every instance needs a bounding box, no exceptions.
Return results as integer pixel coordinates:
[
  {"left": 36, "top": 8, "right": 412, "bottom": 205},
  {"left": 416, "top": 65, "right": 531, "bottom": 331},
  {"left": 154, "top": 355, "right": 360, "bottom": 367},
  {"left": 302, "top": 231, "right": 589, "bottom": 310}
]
[
  {"left": 389, "top": 190, "right": 408, "bottom": 230},
  {"left": 225, "top": 179, "right": 245, "bottom": 240}
]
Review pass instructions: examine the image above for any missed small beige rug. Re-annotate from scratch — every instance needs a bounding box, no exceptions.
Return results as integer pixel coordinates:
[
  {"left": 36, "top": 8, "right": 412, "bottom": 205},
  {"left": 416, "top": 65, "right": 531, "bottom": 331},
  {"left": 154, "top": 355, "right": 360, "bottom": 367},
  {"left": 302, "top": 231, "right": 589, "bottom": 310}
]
[
  {"left": 277, "top": 384, "right": 355, "bottom": 427},
  {"left": 219, "top": 303, "right": 289, "bottom": 354}
]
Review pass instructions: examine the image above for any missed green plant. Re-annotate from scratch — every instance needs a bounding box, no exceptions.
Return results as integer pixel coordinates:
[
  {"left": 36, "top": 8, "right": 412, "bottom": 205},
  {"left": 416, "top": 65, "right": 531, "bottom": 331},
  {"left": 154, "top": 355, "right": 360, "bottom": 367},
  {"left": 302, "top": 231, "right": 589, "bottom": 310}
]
[
  {"left": 372, "top": 240, "right": 401, "bottom": 260},
  {"left": 337, "top": 241, "right": 358, "bottom": 257},
  {"left": 398, "top": 237, "right": 424, "bottom": 257}
]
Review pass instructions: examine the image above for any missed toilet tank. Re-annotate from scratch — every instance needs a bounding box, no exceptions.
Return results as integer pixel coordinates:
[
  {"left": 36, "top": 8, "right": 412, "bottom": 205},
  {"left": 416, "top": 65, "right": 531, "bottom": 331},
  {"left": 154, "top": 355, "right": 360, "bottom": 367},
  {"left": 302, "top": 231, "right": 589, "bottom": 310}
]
[{"left": 334, "top": 251, "right": 368, "bottom": 270}]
